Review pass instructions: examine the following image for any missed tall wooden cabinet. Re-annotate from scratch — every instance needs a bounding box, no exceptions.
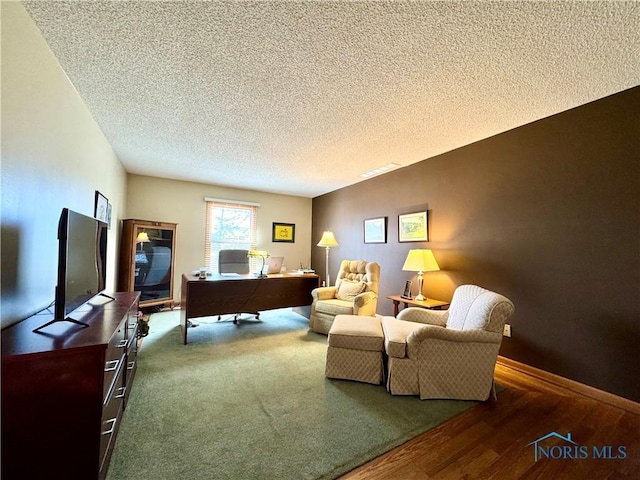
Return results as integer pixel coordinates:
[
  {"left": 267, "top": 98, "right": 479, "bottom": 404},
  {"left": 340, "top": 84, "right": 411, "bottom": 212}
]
[
  {"left": 1, "top": 292, "right": 140, "bottom": 480},
  {"left": 118, "top": 219, "right": 177, "bottom": 308}
]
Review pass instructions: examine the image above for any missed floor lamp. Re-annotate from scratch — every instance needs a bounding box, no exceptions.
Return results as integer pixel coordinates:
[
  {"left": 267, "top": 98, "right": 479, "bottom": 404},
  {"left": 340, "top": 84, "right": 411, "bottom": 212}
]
[{"left": 317, "top": 231, "right": 339, "bottom": 286}]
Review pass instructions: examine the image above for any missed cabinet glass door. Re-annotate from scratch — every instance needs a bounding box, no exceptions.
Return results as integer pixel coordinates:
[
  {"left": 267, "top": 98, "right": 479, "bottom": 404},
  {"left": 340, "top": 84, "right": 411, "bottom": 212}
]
[{"left": 133, "top": 226, "right": 173, "bottom": 303}]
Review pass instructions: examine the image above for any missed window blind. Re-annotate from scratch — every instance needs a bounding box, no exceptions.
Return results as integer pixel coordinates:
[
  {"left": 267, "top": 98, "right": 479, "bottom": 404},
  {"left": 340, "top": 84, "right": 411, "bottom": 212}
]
[{"left": 204, "top": 200, "right": 258, "bottom": 274}]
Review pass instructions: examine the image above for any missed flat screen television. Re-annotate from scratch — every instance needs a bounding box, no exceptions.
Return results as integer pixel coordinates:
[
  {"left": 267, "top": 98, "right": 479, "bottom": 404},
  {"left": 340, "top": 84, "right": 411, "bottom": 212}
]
[{"left": 34, "top": 208, "right": 108, "bottom": 331}]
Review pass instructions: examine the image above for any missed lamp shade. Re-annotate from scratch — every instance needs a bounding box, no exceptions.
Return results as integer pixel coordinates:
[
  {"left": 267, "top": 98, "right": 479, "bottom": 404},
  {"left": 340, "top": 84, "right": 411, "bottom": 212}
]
[
  {"left": 317, "top": 231, "right": 339, "bottom": 248},
  {"left": 136, "top": 232, "right": 150, "bottom": 243},
  {"left": 247, "top": 250, "right": 269, "bottom": 257},
  {"left": 402, "top": 249, "right": 440, "bottom": 273}
]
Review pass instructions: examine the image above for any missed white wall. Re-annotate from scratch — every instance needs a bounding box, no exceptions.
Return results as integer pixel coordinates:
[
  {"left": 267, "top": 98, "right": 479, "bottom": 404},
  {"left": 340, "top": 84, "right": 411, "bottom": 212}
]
[
  {"left": 126, "top": 175, "right": 313, "bottom": 305},
  {"left": 1, "top": 2, "right": 128, "bottom": 327}
]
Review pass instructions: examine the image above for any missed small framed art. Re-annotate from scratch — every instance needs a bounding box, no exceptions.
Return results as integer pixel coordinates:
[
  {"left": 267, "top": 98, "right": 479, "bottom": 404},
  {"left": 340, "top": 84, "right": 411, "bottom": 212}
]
[
  {"left": 363, "top": 216, "right": 387, "bottom": 244},
  {"left": 94, "top": 191, "right": 109, "bottom": 223},
  {"left": 402, "top": 280, "right": 413, "bottom": 299},
  {"left": 398, "top": 211, "right": 428, "bottom": 242},
  {"left": 106, "top": 202, "right": 112, "bottom": 229},
  {"left": 272, "top": 222, "right": 295, "bottom": 243}
]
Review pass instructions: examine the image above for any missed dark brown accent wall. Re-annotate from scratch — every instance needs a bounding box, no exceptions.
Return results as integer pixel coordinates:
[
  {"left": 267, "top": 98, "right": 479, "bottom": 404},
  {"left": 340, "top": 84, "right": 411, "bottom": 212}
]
[{"left": 312, "top": 87, "right": 640, "bottom": 402}]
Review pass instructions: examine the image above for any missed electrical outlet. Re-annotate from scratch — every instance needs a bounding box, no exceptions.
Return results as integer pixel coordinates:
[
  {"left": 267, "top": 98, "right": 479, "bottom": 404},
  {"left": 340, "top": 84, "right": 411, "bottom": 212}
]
[{"left": 503, "top": 324, "right": 512, "bottom": 337}]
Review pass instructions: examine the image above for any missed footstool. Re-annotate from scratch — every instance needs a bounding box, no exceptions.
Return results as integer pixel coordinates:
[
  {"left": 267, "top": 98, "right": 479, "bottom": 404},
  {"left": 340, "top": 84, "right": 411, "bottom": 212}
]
[{"left": 325, "top": 314, "right": 384, "bottom": 385}]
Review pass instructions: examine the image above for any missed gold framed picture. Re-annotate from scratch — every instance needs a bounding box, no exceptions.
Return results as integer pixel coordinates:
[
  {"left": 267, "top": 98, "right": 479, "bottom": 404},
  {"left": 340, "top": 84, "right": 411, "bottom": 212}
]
[
  {"left": 398, "top": 211, "right": 428, "bottom": 242},
  {"left": 272, "top": 222, "right": 295, "bottom": 243}
]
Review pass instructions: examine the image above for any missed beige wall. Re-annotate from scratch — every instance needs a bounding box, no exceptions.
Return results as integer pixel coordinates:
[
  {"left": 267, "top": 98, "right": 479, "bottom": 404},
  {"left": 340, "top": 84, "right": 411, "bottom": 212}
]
[
  {"left": 125, "top": 175, "right": 313, "bottom": 304},
  {"left": 1, "top": 2, "right": 128, "bottom": 327}
]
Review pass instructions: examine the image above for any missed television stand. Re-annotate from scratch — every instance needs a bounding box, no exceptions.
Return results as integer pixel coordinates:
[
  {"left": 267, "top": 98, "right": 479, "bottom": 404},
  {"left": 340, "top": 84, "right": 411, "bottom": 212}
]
[
  {"left": 32, "top": 317, "right": 90, "bottom": 333},
  {"left": 2, "top": 292, "right": 140, "bottom": 480},
  {"left": 32, "top": 294, "right": 117, "bottom": 332}
]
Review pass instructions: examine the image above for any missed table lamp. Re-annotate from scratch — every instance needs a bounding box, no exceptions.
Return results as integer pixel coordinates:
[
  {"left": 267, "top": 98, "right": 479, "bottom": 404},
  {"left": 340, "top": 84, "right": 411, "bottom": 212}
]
[
  {"left": 136, "top": 231, "right": 150, "bottom": 251},
  {"left": 402, "top": 249, "right": 440, "bottom": 301},
  {"left": 248, "top": 250, "right": 269, "bottom": 278},
  {"left": 317, "top": 230, "right": 339, "bottom": 286}
]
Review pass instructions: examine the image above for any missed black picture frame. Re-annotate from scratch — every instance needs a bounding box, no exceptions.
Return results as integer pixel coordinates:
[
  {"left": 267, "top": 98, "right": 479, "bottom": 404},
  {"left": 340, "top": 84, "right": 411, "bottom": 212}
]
[
  {"left": 363, "top": 216, "right": 387, "bottom": 244},
  {"left": 402, "top": 280, "right": 413, "bottom": 299},
  {"left": 272, "top": 222, "right": 295, "bottom": 243},
  {"left": 94, "top": 191, "right": 108, "bottom": 223}
]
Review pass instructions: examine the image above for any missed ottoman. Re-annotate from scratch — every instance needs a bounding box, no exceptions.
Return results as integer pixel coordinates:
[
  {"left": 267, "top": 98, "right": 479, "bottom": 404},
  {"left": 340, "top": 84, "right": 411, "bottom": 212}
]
[{"left": 325, "top": 314, "right": 384, "bottom": 385}]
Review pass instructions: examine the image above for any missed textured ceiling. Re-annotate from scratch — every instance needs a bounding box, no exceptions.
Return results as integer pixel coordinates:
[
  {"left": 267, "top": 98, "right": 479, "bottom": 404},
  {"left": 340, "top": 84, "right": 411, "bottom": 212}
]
[{"left": 23, "top": 1, "right": 640, "bottom": 198}]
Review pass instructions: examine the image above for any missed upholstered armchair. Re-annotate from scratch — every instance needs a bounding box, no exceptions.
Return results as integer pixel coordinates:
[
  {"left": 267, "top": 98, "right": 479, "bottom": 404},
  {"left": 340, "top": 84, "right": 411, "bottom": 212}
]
[
  {"left": 382, "top": 284, "right": 515, "bottom": 401},
  {"left": 309, "top": 260, "right": 380, "bottom": 335}
]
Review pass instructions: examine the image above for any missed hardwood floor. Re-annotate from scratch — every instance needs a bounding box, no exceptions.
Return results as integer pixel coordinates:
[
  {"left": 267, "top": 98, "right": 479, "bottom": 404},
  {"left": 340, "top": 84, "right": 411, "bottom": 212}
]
[{"left": 340, "top": 364, "right": 639, "bottom": 479}]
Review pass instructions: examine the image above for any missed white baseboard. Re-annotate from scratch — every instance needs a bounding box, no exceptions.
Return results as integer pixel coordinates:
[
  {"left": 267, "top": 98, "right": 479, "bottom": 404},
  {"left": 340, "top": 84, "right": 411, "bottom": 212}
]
[{"left": 497, "top": 356, "right": 640, "bottom": 415}]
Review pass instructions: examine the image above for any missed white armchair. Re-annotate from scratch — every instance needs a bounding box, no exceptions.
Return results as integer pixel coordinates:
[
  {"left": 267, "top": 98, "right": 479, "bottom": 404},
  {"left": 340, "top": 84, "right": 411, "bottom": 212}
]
[
  {"left": 382, "top": 284, "right": 515, "bottom": 400},
  {"left": 309, "top": 260, "right": 380, "bottom": 335}
]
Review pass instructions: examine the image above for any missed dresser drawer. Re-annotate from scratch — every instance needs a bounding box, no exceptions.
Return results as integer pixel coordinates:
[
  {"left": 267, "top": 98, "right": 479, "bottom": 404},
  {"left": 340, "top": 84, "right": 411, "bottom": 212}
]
[
  {"left": 124, "top": 331, "right": 138, "bottom": 407},
  {"left": 99, "top": 364, "right": 125, "bottom": 474},
  {"left": 126, "top": 309, "right": 138, "bottom": 336}
]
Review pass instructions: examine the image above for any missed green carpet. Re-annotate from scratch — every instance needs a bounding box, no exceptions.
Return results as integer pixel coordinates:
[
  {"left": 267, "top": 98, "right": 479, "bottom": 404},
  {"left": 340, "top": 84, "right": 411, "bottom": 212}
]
[{"left": 107, "top": 309, "right": 476, "bottom": 480}]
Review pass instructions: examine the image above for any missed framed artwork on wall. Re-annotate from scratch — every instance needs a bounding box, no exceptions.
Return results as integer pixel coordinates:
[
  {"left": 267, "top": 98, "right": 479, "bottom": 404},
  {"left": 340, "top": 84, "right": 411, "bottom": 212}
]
[
  {"left": 363, "top": 216, "right": 387, "bottom": 243},
  {"left": 106, "top": 202, "right": 112, "bottom": 229},
  {"left": 94, "top": 191, "right": 109, "bottom": 223},
  {"left": 272, "top": 222, "right": 295, "bottom": 243},
  {"left": 398, "top": 211, "right": 428, "bottom": 242}
]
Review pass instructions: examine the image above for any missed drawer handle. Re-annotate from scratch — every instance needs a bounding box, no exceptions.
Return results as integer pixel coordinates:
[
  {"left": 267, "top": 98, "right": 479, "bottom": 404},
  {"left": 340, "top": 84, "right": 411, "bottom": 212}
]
[
  {"left": 127, "top": 360, "right": 136, "bottom": 371},
  {"left": 104, "top": 360, "right": 119, "bottom": 372},
  {"left": 115, "top": 386, "right": 127, "bottom": 399},
  {"left": 117, "top": 339, "right": 128, "bottom": 349},
  {"left": 102, "top": 418, "right": 117, "bottom": 436}
]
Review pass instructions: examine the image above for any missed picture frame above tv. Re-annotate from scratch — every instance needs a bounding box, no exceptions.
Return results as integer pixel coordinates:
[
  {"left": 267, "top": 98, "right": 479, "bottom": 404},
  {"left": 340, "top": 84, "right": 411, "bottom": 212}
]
[{"left": 94, "top": 190, "right": 108, "bottom": 223}]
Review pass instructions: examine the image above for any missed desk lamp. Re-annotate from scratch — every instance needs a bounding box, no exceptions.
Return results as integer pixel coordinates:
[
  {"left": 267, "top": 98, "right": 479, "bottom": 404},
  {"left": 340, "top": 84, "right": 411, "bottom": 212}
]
[
  {"left": 402, "top": 249, "right": 440, "bottom": 301},
  {"left": 248, "top": 250, "right": 269, "bottom": 278},
  {"left": 317, "top": 231, "right": 339, "bottom": 286}
]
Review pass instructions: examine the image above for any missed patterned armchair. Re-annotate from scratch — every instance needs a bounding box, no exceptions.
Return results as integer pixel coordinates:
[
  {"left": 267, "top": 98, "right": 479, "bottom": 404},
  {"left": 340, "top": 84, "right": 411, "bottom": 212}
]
[
  {"left": 309, "top": 260, "right": 380, "bottom": 335},
  {"left": 382, "top": 285, "right": 514, "bottom": 400}
]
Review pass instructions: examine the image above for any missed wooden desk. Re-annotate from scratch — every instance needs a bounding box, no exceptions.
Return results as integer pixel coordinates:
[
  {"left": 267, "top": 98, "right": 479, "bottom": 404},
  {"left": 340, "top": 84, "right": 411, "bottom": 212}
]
[
  {"left": 180, "top": 273, "right": 319, "bottom": 344},
  {"left": 387, "top": 294, "right": 449, "bottom": 316}
]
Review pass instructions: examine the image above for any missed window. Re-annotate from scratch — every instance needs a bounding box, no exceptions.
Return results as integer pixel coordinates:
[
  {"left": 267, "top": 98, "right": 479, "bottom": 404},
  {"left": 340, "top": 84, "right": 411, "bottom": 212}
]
[{"left": 204, "top": 199, "right": 258, "bottom": 273}]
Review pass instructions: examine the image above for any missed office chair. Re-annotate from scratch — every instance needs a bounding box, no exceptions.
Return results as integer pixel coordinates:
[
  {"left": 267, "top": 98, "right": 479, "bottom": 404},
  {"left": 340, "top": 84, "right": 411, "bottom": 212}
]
[{"left": 217, "top": 249, "right": 260, "bottom": 324}]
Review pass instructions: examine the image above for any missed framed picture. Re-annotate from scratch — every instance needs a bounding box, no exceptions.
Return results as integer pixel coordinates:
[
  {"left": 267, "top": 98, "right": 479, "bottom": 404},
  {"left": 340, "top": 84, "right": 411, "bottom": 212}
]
[
  {"left": 398, "top": 211, "right": 428, "bottom": 242},
  {"left": 272, "top": 222, "right": 295, "bottom": 243},
  {"left": 106, "top": 203, "right": 112, "bottom": 229},
  {"left": 363, "top": 216, "right": 387, "bottom": 244},
  {"left": 402, "top": 280, "right": 413, "bottom": 299},
  {"left": 94, "top": 191, "right": 109, "bottom": 223}
]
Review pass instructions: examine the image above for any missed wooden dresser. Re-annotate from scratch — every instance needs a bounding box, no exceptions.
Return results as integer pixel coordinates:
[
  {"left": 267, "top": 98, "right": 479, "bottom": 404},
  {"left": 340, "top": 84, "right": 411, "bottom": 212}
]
[{"left": 1, "top": 292, "right": 140, "bottom": 480}]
